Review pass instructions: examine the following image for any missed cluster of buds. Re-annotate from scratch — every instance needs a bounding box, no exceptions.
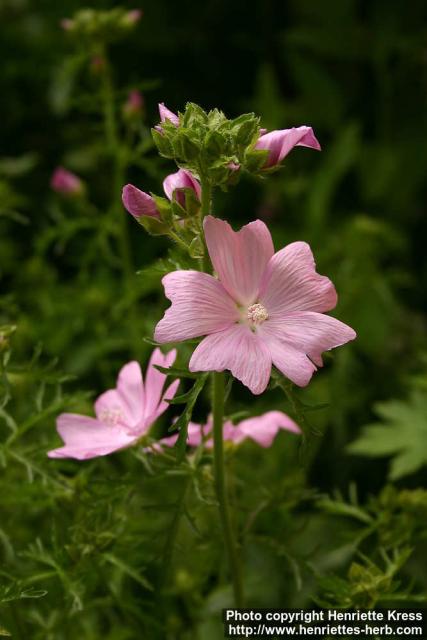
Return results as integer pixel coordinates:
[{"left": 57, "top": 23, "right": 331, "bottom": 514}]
[
  {"left": 122, "top": 167, "right": 203, "bottom": 253},
  {"left": 61, "top": 8, "right": 142, "bottom": 44},
  {"left": 152, "top": 102, "right": 321, "bottom": 188},
  {"left": 122, "top": 103, "right": 321, "bottom": 253}
]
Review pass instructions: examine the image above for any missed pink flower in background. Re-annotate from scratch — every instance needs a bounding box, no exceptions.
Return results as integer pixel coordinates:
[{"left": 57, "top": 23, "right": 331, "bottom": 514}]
[
  {"left": 122, "top": 169, "right": 200, "bottom": 219},
  {"left": 48, "top": 349, "right": 179, "bottom": 460},
  {"left": 155, "top": 216, "right": 356, "bottom": 395},
  {"left": 124, "top": 9, "right": 143, "bottom": 25},
  {"left": 50, "top": 167, "right": 83, "bottom": 196},
  {"left": 159, "top": 411, "right": 300, "bottom": 449},
  {"left": 123, "top": 89, "right": 144, "bottom": 117},
  {"left": 255, "top": 127, "right": 321, "bottom": 168}
]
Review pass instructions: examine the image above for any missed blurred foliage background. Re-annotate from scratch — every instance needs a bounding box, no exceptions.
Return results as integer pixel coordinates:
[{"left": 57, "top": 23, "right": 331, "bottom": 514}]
[{"left": 1, "top": 0, "right": 427, "bottom": 638}]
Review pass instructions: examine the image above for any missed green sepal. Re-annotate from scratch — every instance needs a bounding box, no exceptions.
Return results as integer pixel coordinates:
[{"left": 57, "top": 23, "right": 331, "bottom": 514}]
[
  {"left": 182, "top": 102, "right": 208, "bottom": 128},
  {"left": 138, "top": 215, "right": 169, "bottom": 236},
  {"left": 188, "top": 236, "right": 205, "bottom": 259},
  {"left": 152, "top": 194, "right": 173, "bottom": 224},
  {"left": 231, "top": 113, "right": 260, "bottom": 146},
  {"left": 204, "top": 130, "right": 227, "bottom": 159},
  {"left": 173, "top": 130, "right": 200, "bottom": 161},
  {"left": 244, "top": 148, "right": 269, "bottom": 173},
  {"left": 151, "top": 128, "right": 174, "bottom": 158}
]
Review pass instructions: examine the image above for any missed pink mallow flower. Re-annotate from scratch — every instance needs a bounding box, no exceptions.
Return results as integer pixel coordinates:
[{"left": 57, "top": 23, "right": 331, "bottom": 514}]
[
  {"left": 154, "top": 216, "right": 356, "bottom": 395},
  {"left": 255, "top": 127, "right": 321, "bottom": 168},
  {"left": 122, "top": 169, "right": 200, "bottom": 219},
  {"left": 50, "top": 167, "right": 83, "bottom": 196},
  {"left": 159, "top": 411, "right": 301, "bottom": 450},
  {"left": 48, "top": 349, "right": 179, "bottom": 460}
]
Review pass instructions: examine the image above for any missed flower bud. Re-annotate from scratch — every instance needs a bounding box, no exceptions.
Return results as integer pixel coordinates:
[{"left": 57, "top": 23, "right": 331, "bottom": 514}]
[
  {"left": 255, "top": 126, "right": 321, "bottom": 169},
  {"left": 123, "top": 90, "right": 144, "bottom": 119},
  {"left": 162, "top": 169, "right": 201, "bottom": 208},
  {"left": 122, "top": 184, "right": 160, "bottom": 219},
  {"left": 50, "top": 167, "right": 84, "bottom": 197}
]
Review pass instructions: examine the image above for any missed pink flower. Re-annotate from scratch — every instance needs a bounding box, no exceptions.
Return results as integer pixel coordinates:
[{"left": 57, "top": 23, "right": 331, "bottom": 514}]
[
  {"left": 163, "top": 168, "right": 201, "bottom": 207},
  {"left": 159, "top": 411, "right": 300, "bottom": 449},
  {"left": 255, "top": 127, "right": 321, "bottom": 168},
  {"left": 50, "top": 167, "right": 83, "bottom": 196},
  {"left": 48, "top": 349, "right": 179, "bottom": 460},
  {"left": 158, "top": 103, "right": 179, "bottom": 127},
  {"left": 154, "top": 216, "right": 356, "bottom": 395},
  {"left": 122, "top": 169, "right": 200, "bottom": 219},
  {"left": 124, "top": 9, "right": 143, "bottom": 25},
  {"left": 123, "top": 89, "right": 144, "bottom": 117}
]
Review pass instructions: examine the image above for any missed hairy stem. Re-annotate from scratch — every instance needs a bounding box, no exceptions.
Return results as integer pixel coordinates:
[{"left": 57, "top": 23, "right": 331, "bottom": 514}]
[{"left": 212, "top": 371, "right": 244, "bottom": 607}]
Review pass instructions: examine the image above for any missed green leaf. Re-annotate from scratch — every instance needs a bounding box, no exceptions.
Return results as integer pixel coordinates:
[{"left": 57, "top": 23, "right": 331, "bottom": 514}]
[
  {"left": 348, "top": 391, "right": 427, "bottom": 480},
  {"left": 172, "top": 374, "right": 208, "bottom": 461}
]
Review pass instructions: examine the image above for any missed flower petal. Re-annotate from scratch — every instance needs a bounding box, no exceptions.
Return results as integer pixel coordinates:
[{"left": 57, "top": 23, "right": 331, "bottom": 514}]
[
  {"left": 143, "top": 348, "right": 177, "bottom": 422},
  {"left": 262, "top": 311, "right": 356, "bottom": 367},
  {"left": 94, "top": 389, "right": 133, "bottom": 426},
  {"left": 256, "top": 126, "right": 321, "bottom": 167},
  {"left": 154, "top": 271, "right": 239, "bottom": 343},
  {"left": 122, "top": 184, "right": 159, "bottom": 218},
  {"left": 158, "top": 102, "right": 179, "bottom": 126},
  {"left": 237, "top": 410, "right": 300, "bottom": 448},
  {"left": 204, "top": 216, "right": 274, "bottom": 306},
  {"left": 258, "top": 327, "right": 317, "bottom": 387},
  {"left": 116, "top": 361, "right": 145, "bottom": 428},
  {"left": 259, "top": 242, "right": 338, "bottom": 315},
  {"left": 189, "top": 324, "right": 272, "bottom": 395},
  {"left": 48, "top": 414, "right": 135, "bottom": 460},
  {"left": 163, "top": 169, "right": 201, "bottom": 202}
]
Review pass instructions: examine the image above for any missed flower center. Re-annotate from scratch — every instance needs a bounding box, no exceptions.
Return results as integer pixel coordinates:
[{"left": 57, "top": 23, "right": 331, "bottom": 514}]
[
  {"left": 246, "top": 303, "right": 269, "bottom": 326},
  {"left": 99, "top": 408, "right": 124, "bottom": 427}
]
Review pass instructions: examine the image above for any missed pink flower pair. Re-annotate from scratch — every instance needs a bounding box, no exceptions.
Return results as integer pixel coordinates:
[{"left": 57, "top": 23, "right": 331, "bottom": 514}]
[
  {"left": 48, "top": 349, "right": 300, "bottom": 460},
  {"left": 159, "top": 411, "right": 300, "bottom": 450},
  {"left": 155, "top": 216, "right": 356, "bottom": 395},
  {"left": 122, "top": 168, "right": 200, "bottom": 219}
]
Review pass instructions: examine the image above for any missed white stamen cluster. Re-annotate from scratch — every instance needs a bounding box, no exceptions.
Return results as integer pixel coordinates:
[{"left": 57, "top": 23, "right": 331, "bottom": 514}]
[
  {"left": 99, "top": 408, "right": 124, "bottom": 426},
  {"left": 247, "top": 303, "right": 269, "bottom": 326}
]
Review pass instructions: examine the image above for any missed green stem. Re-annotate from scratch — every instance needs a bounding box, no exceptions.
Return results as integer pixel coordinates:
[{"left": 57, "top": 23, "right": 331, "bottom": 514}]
[
  {"left": 212, "top": 371, "right": 244, "bottom": 607},
  {"left": 100, "top": 52, "right": 141, "bottom": 357},
  {"left": 199, "top": 177, "right": 212, "bottom": 272},
  {"left": 160, "top": 476, "right": 190, "bottom": 589}
]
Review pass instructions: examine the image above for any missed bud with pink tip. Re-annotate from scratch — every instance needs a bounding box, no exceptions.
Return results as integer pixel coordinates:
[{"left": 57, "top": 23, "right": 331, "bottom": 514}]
[
  {"left": 255, "top": 126, "right": 321, "bottom": 169},
  {"left": 163, "top": 169, "right": 201, "bottom": 207},
  {"left": 123, "top": 90, "right": 144, "bottom": 118},
  {"left": 51, "top": 167, "right": 84, "bottom": 197}
]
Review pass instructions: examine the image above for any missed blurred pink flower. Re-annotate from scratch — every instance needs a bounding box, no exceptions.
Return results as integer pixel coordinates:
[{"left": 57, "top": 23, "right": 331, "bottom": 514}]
[
  {"left": 125, "top": 9, "right": 143, "bottom": 25},
  {"left": 123, "top": 90, "right": 144, "bottom": 117},
  {"left": 255, "top": 127, "right": 321, "bottom": 168},
  {"left": 60, "top": 18, "right": 74, "bottom": 31},
  {"left": 48, "top": 349, "right": 179, "bottom": 460},
  {"left": 122, "top": 169, "right": 200, "bottom": 219},
  {"left": 50, "top": 167, "right": 83, "bottom": 196},
  {"left": 155, "top": 216, "right": 356, "bottom": 395},
  {"left": 159, "top": 410, "right": 300, "bottom": 450}
]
